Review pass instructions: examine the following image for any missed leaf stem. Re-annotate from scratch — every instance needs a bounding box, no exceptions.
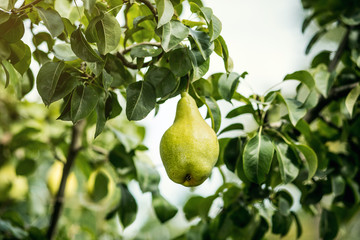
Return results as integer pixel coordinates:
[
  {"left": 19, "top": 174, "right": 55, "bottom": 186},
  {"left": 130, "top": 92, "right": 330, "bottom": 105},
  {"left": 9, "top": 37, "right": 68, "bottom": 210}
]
[
  {"left": 46, "top": 121, "right": 85, "bottom": 240},
  {"left": 218, "top": 166, "right": 226, "bottom": 183}
]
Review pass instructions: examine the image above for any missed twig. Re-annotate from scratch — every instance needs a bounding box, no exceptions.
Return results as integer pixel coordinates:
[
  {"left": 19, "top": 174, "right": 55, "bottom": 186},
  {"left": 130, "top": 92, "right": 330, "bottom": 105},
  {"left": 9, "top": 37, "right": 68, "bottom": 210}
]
[
  {"left": 304, "top": 82, "right": 358, "bottom": 123},
  {"left": 116, "top": 51, "right": 163, "bottom": 69},
  {"left": 122, "top": 42, "right": 161, "bottom": 54},
  {"left": 12, "top": 0, "right": 43, "bottom": 12},
  {"left": 304, "top": 27, "right": 352, "bottom": 124},
  {"left": 46, "top": 121, "right": 86, "bottom": 240},
  {"left": 136, "top": 0, "right": 157, "bottom": 21}
]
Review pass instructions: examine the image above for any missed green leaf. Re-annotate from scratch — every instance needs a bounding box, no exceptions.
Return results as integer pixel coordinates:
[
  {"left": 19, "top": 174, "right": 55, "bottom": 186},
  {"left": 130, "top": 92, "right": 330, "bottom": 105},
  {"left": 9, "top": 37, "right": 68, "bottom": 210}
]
[
  {"left": 331, "top": 175, "right": 345, "bottom": 197},
  {"left": 95, "top": 13, "right": 121, "bottom": 55},
  {"left": 71, "top": 85, "right": 99, "bottom": 123},
  {"left": 108, "top": 144, "right": 136, "bottom": 179},
  {"left": 305, "top": 29, "right": 326, "bottom": 54},
  {"left": 203, "top": 96, "right": 221, "bottom": 133},
  {"left": 218, "top": 123, "right": 244, "bottom": 136},
  {"left": 218, "top": 72, "right": 240, "bottom": 102},
  {"left": 16, "top": 158, "right": 36, "bottom": 176},
  {"left": 189, "top": 4, "right": 212, "bottom": 22},
  {"left": 152, "top": 193, "right": 178, "bottom": 223},
  {"left": 0, "top": 219, "right": 28, "bottom": 239},
  {"left": 0, "top": 16, "right": 24, "bottom": 43},
  {"left": 243, "top": 133, "right": 274, "bottom": 184},
  {"left": 291, "top": 212, "right": 303, "bottom": 239},
  {"left": 21, "top": 68, "right": 34, "bottom": 98},
  {"left": 126, "top": 81, "right": 156, "bottom": 120},
  {"left": 105, "top": 91, "right": 122, "bottom": 119},
  {"left": 156, "top": 0, "right": 174, "bottom": 28},
  {"left": 53, "top": 43, "right": 78, "bottom": 61},
  {"left": 345, "top": 84, "right": 360, "bottom": 117},
  {"left": 183, "top": 195, "right": 216, "bottom": 221},
  {"left": 294, "top": 144, "right": 318, "bottom": 180},
  {"left": 130, "top": 45, "right": 162, "bottom": 58},
  {"left": 182, "top": 19, "right": 205, "bottom": 28},
  {"left": 189, "top": 29, "right": 211, "bottom": 60},
  {"left": 169, "top": 47, "right": 192, "bottom": 77},
  {"left": 90, "top": 171, "right": 109, "bottom": 202},
  {"left": 272, "top": 210, "right": 293, "bottom": 236},
  {"left": 277, "top": 94, "right": 306, "bottom": 126},
  {"left": 36, "top": 7, "right": 64, "bottom": 37},
  {"left": 189, "top": 50, "right": 210, "bottom": 80},
  {"left": 226, "top": 104, "right": 255, "bottom": 118},
  {"left": 83, "top": 0, "right": 96, "bottom": 12},
  {"left": 209, "top": 15, "right": 222, "bottom": 41},
  {"left": 95, "top": 95, "right": 106, "bottom": 138},
  {"left": 0, "top": 39, "right": 10, "bottom": 60},
  {"left": 105, "top": 54, "right": 134, "bottom": 87},
  {"left": 274, "top": 143, "right": 299, "bottom": 184},
  {"left": 161, "top": 20, "right": 189, "bottom": 52},
  {"left": 1, "top": 60, "right": 21, "bottom": 96},
  {"left": 33, "top": 32, "right": 54, "bottom": 50},
  {"left": 313, "top": 64, "right": 334, "bottom": 97},
  {"left": 0, "top": 10, "right": 10, "bottom": 24},
  {"left": 9, "top": 41, "right": 31, "bottom": 75},
  {"left": 70, "top": 27, "right": 103, "bottom": 62},
  {"left": 284, "top": 70, "right": 315, "bottom": 89},
  {"left": 320, "top": 210, "right": 339, "bottom": 240},
  {"left": 215, "top": 36, "right": 231, "bottom": 72},
  {"left": 311, "top": 50, "right": 331, "bottom": 68},
  {"left": 145, "top": 66, "right": 177, "bottom": 98},
  {"left": 223, "top": 137, "right": 240, "bottom": 172},
  {"left": 36, "top": 61, "right": 65, "bottom": 106},
  {"left": 118, "top": 184, "right": 137, "bottom": 228},
  {"left": 251, "top": 216, "right": 269, "bottom": 240},
  {"left": 52, "top": 72, "right": 79, "bottom": 104},
  {"left": 135, "top": 160, "right": 160, "bottom": 193}
]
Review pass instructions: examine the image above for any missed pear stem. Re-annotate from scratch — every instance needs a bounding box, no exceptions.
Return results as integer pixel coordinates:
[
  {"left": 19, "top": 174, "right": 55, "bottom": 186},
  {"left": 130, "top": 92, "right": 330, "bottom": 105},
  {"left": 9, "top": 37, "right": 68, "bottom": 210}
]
[{"left": 186, "top": 74, "right": 190, "bottom": 92}]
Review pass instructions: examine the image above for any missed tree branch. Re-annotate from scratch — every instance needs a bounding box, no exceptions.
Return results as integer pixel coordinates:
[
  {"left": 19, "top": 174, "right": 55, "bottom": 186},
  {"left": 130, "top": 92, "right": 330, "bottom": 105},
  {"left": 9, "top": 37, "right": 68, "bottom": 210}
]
[
  {"left": 116, "top": 50, "right": 164, "bottom": 69},
  {"left": 122, "top": 42, "right": 161, "bottom": 54},
  {"left": 304, "top": 82, "right": 358, "bottom": 123},
  {"left": 46, "top": 121, "right": 86, "bottom": 240},
  {"left": 13, "top": 0, "right": 43, "bottom": 12},
  {"left": 304, "top": 27, "right": 352, "bottom": 124}
]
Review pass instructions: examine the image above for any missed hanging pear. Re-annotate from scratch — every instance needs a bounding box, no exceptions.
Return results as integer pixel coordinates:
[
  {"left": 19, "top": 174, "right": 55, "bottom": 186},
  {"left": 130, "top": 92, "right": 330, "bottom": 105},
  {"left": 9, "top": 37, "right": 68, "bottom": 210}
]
[{"left": 160, "top": 92, "right": 219, "bottom": 187}]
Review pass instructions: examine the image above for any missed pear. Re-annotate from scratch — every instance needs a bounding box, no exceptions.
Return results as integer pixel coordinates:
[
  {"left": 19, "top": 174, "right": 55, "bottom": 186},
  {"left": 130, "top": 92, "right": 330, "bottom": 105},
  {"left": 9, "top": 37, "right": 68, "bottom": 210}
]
[{"left": 160, "top": 92, "right": 219, "bottom": 187}]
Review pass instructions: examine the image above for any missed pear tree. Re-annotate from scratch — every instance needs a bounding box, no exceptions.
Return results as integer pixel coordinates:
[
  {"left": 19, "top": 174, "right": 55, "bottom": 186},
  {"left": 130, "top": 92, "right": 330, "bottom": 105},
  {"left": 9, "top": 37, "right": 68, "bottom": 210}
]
[{"left": 0, "top": 0, "right": 360, "bottom": 239}]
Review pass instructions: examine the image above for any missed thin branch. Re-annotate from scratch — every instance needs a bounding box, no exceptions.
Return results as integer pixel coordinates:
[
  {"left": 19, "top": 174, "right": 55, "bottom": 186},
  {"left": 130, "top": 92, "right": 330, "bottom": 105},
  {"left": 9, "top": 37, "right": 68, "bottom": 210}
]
[
  {"left": 304, "top": 27, "right": 352, "bottom": 124},
  {"left": 122, "top": 42, "right": 162, "bottom": 54},
  {"left": 116, "top": 51, "right": 163, "bottom": 69},
  {"left": 13, "top": 0, "right": 43, "bottom": 12},
  {"left": 304, "top": 82, "right": 358, "bottom": 123},
  {"left": 136, "top": 0, "right": 157, "bottom": 21},
  {"left": 328, "top": 27, "right": 351, "bottom": 72},
  {"left": 46, "top": 121, "right": 86, "bottom": 240}
]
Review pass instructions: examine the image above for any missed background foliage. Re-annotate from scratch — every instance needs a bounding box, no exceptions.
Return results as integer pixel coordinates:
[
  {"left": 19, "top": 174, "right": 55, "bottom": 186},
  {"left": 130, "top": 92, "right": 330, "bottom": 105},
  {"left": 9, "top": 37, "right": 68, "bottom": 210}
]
[{"left": 0, "top": 0, "right": 360, "bottom": 239}]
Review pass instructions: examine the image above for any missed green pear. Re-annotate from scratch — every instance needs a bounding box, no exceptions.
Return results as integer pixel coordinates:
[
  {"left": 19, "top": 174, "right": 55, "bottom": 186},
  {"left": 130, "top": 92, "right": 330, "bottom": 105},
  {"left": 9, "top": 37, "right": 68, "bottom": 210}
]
[{"left": 160, "top": 92, "right": 219, "bottom": 187}]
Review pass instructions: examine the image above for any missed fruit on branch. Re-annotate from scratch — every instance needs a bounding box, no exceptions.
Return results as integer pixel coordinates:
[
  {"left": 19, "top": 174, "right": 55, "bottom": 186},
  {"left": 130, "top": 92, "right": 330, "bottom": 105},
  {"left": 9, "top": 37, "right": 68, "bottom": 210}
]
[
  {"left": 87, "top": 168, "right": 116, "bottom": 204},
  {"left": 0, "top": 164, "right": 28, "bottom": 201},
  {"left": 160, "top": 92, "right": 219, "bottom": 187},
  {"left": 47, "top": 161, "right": 78, "bottom": 198}
]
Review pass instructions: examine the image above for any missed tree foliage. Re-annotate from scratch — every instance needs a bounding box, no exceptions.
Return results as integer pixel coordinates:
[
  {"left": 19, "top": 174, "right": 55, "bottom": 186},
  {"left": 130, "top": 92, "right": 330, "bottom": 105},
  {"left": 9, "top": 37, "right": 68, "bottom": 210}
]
[{"left": 0, "top": 0, "right": 360, "bottom": 239}]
